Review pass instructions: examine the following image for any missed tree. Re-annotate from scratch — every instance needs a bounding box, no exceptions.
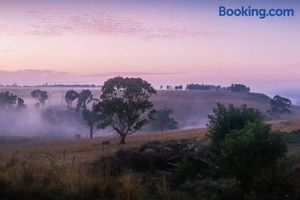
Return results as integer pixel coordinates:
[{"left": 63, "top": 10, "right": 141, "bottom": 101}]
[
  {"left": 150, "top": 109, "right": 178, "bottom": 131},
  {"left": 175, "top": 85, "right": 183, "bottom": 90},
  {"left": 0, "top": 91, "right": 26, "bottom": 110},
  {"left": 65, "top": 90, "right": 79, "bottom": 109},
  {"left": 31, "top": 89, "right": 48, "bottom": 106},
  {"left": 186, "top": 83, "right": 221, "bottom": 91},
  {"left": 76, "top": 90, "right": 93, "bottom": 112},
  {"left": 230, "top": 84, "right": 250, "bottom": 92},
  {"left": 82, "top": 104, "right": 107, "bottom": 139},
  {"left": 220, "top": 122, "right": 287, "bottom": 191},
  {"left": 268, "top": 95, "right": 292, "bottom": 119},
  {"left": 99, "top": 76, "right": 156, "bottom": 144},
  {"left": 207, "top": 103, "right": 263, "bottom": 154}
]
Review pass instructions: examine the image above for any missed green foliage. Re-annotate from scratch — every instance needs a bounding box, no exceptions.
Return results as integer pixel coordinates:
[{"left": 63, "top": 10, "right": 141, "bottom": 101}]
[
  {"left": 76, "top": 90, "right": 93, "bottom": 112},
  {"left": 175, "top": 156, "right": 198, "bottom": 180},
  {"left": 220, "top": 122, "right": 287, "bottom": 191},
  {"left": 150, "top": 109, "right": 178, "bottom": 131},
  {"left": 99, "top": 76, "right": 156, "bottom": 144},
  {"left": 0, "top": 91, "right": 26, "bottom": 110},
  {"left": 282, "top": 130, "right": 300, "bottom": 143},
  {"left": 65, "top": 90, "right": 79, "bottom": 109},
  {"left": 207, "top": 103, "right": 263, "bottom": 153},
  {"left": 31, "top": 89, "right": 48, "bottom": 106},
  {"left": 268, "top": 95, "right": 292, "bottom": 119}
]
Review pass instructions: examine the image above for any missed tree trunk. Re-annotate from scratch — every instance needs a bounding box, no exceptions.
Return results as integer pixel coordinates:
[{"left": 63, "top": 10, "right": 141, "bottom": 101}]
[
  {"left": 89, "top": 127, "right": 93, "bottom": 139},
  {"left": 120, "top": 134, "right": 126, "bottom": 145}
]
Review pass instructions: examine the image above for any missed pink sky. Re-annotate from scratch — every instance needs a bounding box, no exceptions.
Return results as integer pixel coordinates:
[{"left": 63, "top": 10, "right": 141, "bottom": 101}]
[{"left": 0, "top": 0, "right": 299, "bottom": 95}]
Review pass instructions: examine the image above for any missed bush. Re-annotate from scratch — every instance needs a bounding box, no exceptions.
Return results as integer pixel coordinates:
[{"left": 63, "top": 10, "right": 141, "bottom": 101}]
[
  {"left": 207, "top": 104, "right": 263, "bottom": 154},
  {"left": 220, "top": 122, "right": 287, "bottom": 191}
]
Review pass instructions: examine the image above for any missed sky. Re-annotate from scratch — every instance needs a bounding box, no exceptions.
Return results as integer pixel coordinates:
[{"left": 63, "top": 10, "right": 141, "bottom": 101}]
[{"left": 0, "top": 0, "right": 299, "bottom": 102}]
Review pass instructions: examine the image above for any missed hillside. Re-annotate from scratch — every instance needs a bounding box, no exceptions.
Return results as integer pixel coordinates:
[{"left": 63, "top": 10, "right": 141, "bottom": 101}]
[{"left": 151, "top": 90, "right": 300, "bottom": 128}]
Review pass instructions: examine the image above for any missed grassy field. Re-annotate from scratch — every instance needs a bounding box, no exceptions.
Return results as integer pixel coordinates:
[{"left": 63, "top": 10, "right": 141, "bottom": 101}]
[
  {"left": 0, "top": 128, "right": 206, "bottom": 165},
  {"left": 1, "top": 117, "right": 300, "bottom": 166},
  {"left": 0, "top": 128, "right": 208, "bottom": 200},
  {"left": 1, "top": 120, "right": 300, "bottom": 199}
]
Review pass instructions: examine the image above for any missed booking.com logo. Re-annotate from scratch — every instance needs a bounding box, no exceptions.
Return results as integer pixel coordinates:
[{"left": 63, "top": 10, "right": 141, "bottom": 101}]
[{"left": 219, "top": 6, "right": 294, "bottom": 19}]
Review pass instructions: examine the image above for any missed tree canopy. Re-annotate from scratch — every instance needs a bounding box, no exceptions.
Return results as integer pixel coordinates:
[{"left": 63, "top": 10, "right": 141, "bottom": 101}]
[
  {"left": 82, "top": 104, "right": 107, "bottom": 139},
  {"left": 230, "top": 84, "right": 250, "bottom": 93},
  {"left": 65, "top": 90, "right": 79, "bottom": 109},
  {"left": 268, "top": 95, "right": 292, "bottom": 119},
  {"left": 99, "top": 76, "right": 156, "bottom": 144},
  {"left": 31, "top": 89, "right": 48, "bottom": 106},
  {"left": 76, "top": 90, "right": 94, "bottom": 112},
  {"left": 150, "top": 108, "right": 178, "bottom": 131},
  {"left": 0, "top": 91, "right": 26, "bottom": 111}
]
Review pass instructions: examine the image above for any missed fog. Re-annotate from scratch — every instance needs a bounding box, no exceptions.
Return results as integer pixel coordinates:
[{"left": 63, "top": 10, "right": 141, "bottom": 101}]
[
  {"left": 0, "top": 88, "right": 108, "bottom": 138},
  {"left": 0, "top": 107, "right": 87, "bottom": 137},
  {"left": 1, "top": 87, "right": 297, "bottom": 138},
  {"left": 0, "top": 88, "right": 207, "bottom": 138}
]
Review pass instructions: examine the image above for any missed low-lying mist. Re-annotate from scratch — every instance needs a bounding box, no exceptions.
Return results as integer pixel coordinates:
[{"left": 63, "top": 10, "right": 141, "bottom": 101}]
[{"left": 0, "top": 107, "right": 90, "bottom": 137}]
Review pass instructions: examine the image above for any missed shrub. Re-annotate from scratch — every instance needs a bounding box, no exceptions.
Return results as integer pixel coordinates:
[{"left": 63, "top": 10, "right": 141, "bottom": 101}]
[
  {"left": 207, "top": 103, "right": 263, "bottom": 154},
  {"left": 220, "top": 122, "right": 287, "bottom": 191}
]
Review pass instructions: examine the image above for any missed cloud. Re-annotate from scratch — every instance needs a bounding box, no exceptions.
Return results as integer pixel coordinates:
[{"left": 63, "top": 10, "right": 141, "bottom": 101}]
[
  {"left": 82, "top": 71, "right": 182, "bottom": 77},
  {"left": 19, "top": 10, "right": 216, "bottom": 39}
]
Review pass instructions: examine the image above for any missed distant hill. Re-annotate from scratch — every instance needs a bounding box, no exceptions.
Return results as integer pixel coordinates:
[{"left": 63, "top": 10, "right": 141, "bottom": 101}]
[{"left": 151, "top": 90, "right": 300, "bottom": 128}]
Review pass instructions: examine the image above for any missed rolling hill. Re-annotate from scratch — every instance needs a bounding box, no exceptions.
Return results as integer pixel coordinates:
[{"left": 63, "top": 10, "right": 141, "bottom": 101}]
[{"left": 151, "top": 90, "right": 300, "bottom": 128}]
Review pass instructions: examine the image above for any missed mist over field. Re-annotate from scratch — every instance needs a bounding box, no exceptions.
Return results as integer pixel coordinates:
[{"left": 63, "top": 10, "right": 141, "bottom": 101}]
[
  {"left": 0, "top": 88, "right": 97, "bottom": 137},
  {"left": 0, "top": 86, "right": 299, "bottom": 138}
]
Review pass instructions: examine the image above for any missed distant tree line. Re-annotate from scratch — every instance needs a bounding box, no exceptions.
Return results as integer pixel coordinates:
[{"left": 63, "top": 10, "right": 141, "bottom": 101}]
[
  {"left": 186, "top": 84, "right": 222, "bottom": 91},
  {"left": 185, "top": 83, "right": 250, "bottom": 92}
]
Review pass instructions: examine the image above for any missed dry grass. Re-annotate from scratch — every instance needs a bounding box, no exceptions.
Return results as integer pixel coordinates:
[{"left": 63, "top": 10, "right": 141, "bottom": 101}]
[
  {"left": 1, "top": 117, "right": 300, "bottom": 167},
  {"left": 269, "top": 118, "right": 300, "bottom": 132},
  {"left": 1, "top": 128, "right": 198, "bottom": 199},
  {"left": 1, "top": 121, "right": 300, "bottom": 199},
  {"left": 0, "top": 128, "right": 206, "bottom": 166},
  {"left": 2, "top": 117, "right": 300, "bottom": 167}
]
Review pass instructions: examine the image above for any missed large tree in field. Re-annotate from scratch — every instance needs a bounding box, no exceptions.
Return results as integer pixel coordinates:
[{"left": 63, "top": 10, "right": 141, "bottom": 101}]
[
  {"left": 268, "top": 95, "right": 292, "bottom": 119},
  {"left": 31, "top": 89, "right": 48, "bottom": 107},
  {"left": 99, "top": 77, "right": 156, "bottom": 144}
]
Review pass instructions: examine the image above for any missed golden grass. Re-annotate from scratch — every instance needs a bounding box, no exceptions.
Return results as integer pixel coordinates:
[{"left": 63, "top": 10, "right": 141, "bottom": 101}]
[
  {"left": 1, "top": 117, "right": 300, "bottom": 167},
  {"left": 269, "top": 118, "right": 300, "bottom": 132},
  {"left": 0, "top": 128, "right": 206, "bottom": 166},
  {"left": 1, "top": 121, "right": 300, "bottom": 199}
]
